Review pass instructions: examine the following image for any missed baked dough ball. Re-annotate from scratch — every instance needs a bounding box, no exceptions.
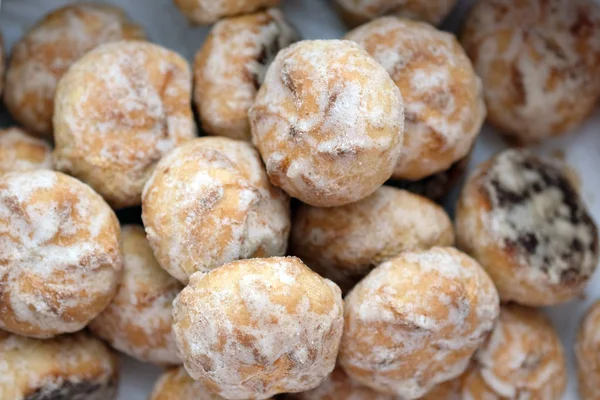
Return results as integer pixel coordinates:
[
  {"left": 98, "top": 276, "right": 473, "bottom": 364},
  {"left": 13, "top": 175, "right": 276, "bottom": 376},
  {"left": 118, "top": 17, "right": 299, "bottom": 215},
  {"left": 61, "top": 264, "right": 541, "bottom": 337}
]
[
  {"left": 174, "top": 0, "right": 279, "bottom": 24},
  {"left": 194, "top": 9, "right": 298, "bottom": 140},
  {"left": 142, "top": 137, "right": 290, "bottom": 284},
  {"left": 0, "top": 170, "right": 123, "bottom": 338},
  {"left": 339, "top": 247, "right": 500, "bottom": 399},
  {"left": 0, "top": 330, "right": 119, "bottom": 400},
  {"left": 456, "top": 149, "right": 599, "bottom": 306},
  {"left": 577, "top": 300, "right": 600, "bottom": 400},
  {"left": 150, "top": 366, "right": 273, "bottom": 400},
  {"left": 290, "top": 186, "right": 454, "bottom": 293},
  {"left": 459, "top": 305, "right": 566, "bottom": 399},
  {"left": 53, "top": 41, "right": 196, "bottom": 209},
  {"left": 335, "top": 0, "right": 458, "bottom": 27},
  {"left": 346, "top": 17, "right": 485, "bottom": 181},
  {"left": 0, "top": 127, "right": 53, "bottom": 173},
  {"left": 89, "top": 225, "right": 183, "bottom": 366},
  {"left": 249, "top": 40, "right": 404, "bottom": 207},
  {"left": 172, "top": 257, "right": 344, "bottom": 399},
  {"left": 287, "top": 366, "right": 397, "bottom": 400},
  {"left": 3, "top": 3, "right": 145, "bottom": 137},
  {"left": 461, "top": 0, "right": 600, "bottom": 144},
  {"left": 391, "top": 149, "right": 471, "bottom": 202}
]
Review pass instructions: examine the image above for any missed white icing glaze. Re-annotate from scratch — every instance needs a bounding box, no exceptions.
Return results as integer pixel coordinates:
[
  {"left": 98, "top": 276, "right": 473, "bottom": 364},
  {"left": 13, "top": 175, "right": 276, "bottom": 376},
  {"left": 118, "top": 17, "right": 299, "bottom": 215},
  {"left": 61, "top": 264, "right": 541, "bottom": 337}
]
[
  {"left": 249, "top": 39, "right": 404, "bottom": 207},
  {"left": 346, "top": 17, "right": 485, "bottom": 180},
  {"left": 195, "top": 8, "right": 298, "bottom": 140},
  {"left": 142, "top": 137, "right": 290, "bottom": 284},
  {"left": 340, "top": 247, "right": 499, "bottom": 399},
  {"left": 172, "top": 257, "right": 344, "bottom": 400},
  {"left": 0, "top": 127, "right": 53, "bottom": 172},
  {"left": 3, "top": 3, "right": 145, "bottom": 135},
  {"left": 0, "top": 170, "right": 123, "bottom": 338}
]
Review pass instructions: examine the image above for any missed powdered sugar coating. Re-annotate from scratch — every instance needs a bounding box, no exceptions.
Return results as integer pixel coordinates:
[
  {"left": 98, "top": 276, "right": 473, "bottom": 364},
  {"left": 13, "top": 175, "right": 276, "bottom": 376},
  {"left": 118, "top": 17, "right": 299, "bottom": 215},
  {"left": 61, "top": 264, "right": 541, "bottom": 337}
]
[
  {"left": 173, "top": 257, "right": 344, "bottom": 400},
  {"left": 195, "top": 9, "right": 298, "bottom": 140},
  {"left": 89, "top": 225, "right": 183, "bottom": 366},
  {"left": 288, "top": 366, "right": 399, "bottom": 400},
  {"left": 142, "top": 137, "right": 290, "bottom": 284},
  {"left": 335, "top": 0, "right": 458, "bottom": 27},
  {"left": 339, "top": 247, "right": 500, "bottom": 399},
  {"left": 462, "top": 0, "right": 600, "bottom": 144},
  {"left": 3, "top": 3, "right": 145, "bottom": 137},
  {"left": 346, "top": 17, "right": 485, "bottom": 180},
  {"left": 0, "top": 330, "right": 118, "bottom": 400},
  {"left": 174, "top": 0, "right": 279, "bottom": 24},
  {"left": 290, "top": 186, "right": 454, "bottom": 293},
  {"left": 0, "top": 127, "right": 53, "bottom": 173},
  {"left": 456, "top": 149, "right": 599, "bottom": 306},
  {"left": 462, "top": 305, "right": 566, "bottom": 399},
  {"left": 576, "top": 300, "right": 600, "bottom": 400},
  {"left": 150, "top": 366, "right": 272, "bottom": 400},
  {"left": 249, "top": 40, "right": 404, "bottom": 207},
  {"left": 0, "top": 170, "right": 123, "bottom": 338},
  {"left": 53, "top": 40, "right": 196, "bottom": 209}
]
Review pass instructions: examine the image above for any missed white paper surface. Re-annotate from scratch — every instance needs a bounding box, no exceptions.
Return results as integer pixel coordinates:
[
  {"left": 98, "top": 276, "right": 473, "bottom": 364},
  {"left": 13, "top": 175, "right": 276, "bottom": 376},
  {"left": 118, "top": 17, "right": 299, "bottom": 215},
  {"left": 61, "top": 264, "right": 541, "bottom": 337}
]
[{"left": 1, "top": 1, "right": 599, "bottom": 399}]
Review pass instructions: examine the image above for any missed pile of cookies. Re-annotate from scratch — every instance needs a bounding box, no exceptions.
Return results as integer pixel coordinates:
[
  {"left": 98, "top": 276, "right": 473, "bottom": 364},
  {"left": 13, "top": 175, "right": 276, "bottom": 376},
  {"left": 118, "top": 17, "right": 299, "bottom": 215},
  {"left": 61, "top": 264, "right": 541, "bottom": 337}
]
[{"left": 0, "top": 0, "right": 599, "bottom": 399}]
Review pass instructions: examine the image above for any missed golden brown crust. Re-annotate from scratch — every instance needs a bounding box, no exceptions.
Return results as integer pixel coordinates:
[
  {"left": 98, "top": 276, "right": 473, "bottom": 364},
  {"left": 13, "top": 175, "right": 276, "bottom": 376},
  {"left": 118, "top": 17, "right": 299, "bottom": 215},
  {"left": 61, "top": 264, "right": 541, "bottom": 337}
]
[
  {"left": 174, "top": 0, "right": 280, "bottom": 24},
  {"left": 335, "top": 0, "right": 458, "bottom": 27},
  {"left": 461, "top": 0, "right": 600, "bottom": 144},
  {"left": 3, "top": 3, "right": 145, "bottom": 137},
  {"left": 456, "top": 149, "right": 599, "bottom": 306},
  {"left": 346, "top": 17, "right": 484, "bottom": 181},
  {"left": 194, "top": 9, "right": 298, "bottom": 140},
  {"left": 577, "top": 300, "right": 600, "bottom": 400},
  {"left": 172, "top": 256, "right": 344, "bottom": 399},
  {"left": 0, "top": 331, "right": 119, "bottom": 400},
  {"left": 0, "top": 127, "right": 53, "bottom": 173},
  {"left": 53, "top": 40, "right": 196, "bottom": 209},
  {"left": 89, "top": 225, "right": 183, "bottom": 366},
  {"left": 142, "top": 137, "right": 290, "bottom": 284},
  {"left": 290, "top": 186, "right": 454, "bottom": 293},
  {"left": 249, "top": 40, "right": 404, "bottom": 207},
  {"left": 339, "top": 247, "right": 500, "bottom": 399},
  {"left": 0, "top": 170, "right": 123, "bottom": 338}
]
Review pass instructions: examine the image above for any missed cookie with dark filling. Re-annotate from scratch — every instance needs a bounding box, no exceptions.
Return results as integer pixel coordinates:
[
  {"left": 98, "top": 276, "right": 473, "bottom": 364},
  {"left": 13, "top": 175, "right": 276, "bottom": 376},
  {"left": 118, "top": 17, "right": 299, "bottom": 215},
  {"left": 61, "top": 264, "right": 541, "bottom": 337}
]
[{"left": 456, "top": 149, "right": 598, "bottom": 306}]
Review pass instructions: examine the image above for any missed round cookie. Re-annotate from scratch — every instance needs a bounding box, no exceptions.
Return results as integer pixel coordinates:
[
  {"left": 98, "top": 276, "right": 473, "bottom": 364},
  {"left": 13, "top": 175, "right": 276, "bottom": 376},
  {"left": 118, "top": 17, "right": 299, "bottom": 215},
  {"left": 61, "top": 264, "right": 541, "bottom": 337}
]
[
  {"left": 3, "top": 3, "right": 145, "bottom": 137},
  {"left": 0, "top": 330, "right": 119, "bottom": 400},
  {"left": 346, "top": 17, "right": 485, "bottom": 181},
  {"left": 290, "top": 186, "right": 454, "bottom": 293},
  {"left": 249, "top": 40, "right": 404, "bottom": 207},
  {"left": 390, "top": 149, "right": 471, "bottom": 202},
  {"left": 0, "top": 170, "right": 123, "bottom": 338},
  {"left": 172, "top": 257, "right": 344, "bottom": 400},
  {"left": 335, "top": 0, "right": 458, "bottom": 27},
  {"left": 0, "top": 127, "right": 53, "bottom": 173},
  {"left": 89, "top": 225, "right": 183, "bottom": 366},
  {"left": 287, "top": 366, "right": 398, "bottom": 400},
  {"left": 174, "top": 0, "right": 280, "bottom": 25},
  {"left": 194, "top": 9, "right": 298, "bottom": 140},
  {"left": 576, "top": 300, "right": 600, "bottom": 400},
  {"left": 461, "top": 305, "right": 566, "bottom": 399},
  {"left": 142, "top": 137, "right": 290, "bottom": 284},
  {"left": 455, "top": 149, "right": 599, "bottom": 306},
  {"left": 150, "top": 366, "right": 273, "bottom": 400},
  {"left": 461, "top": 0, "right": 600, "bottom": 144},
  {"left": 53, "top": 40, "right": 196, "bottom": 209},
  {"left": 338, "top": 247, "right": 500, "bottom": 399}
]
